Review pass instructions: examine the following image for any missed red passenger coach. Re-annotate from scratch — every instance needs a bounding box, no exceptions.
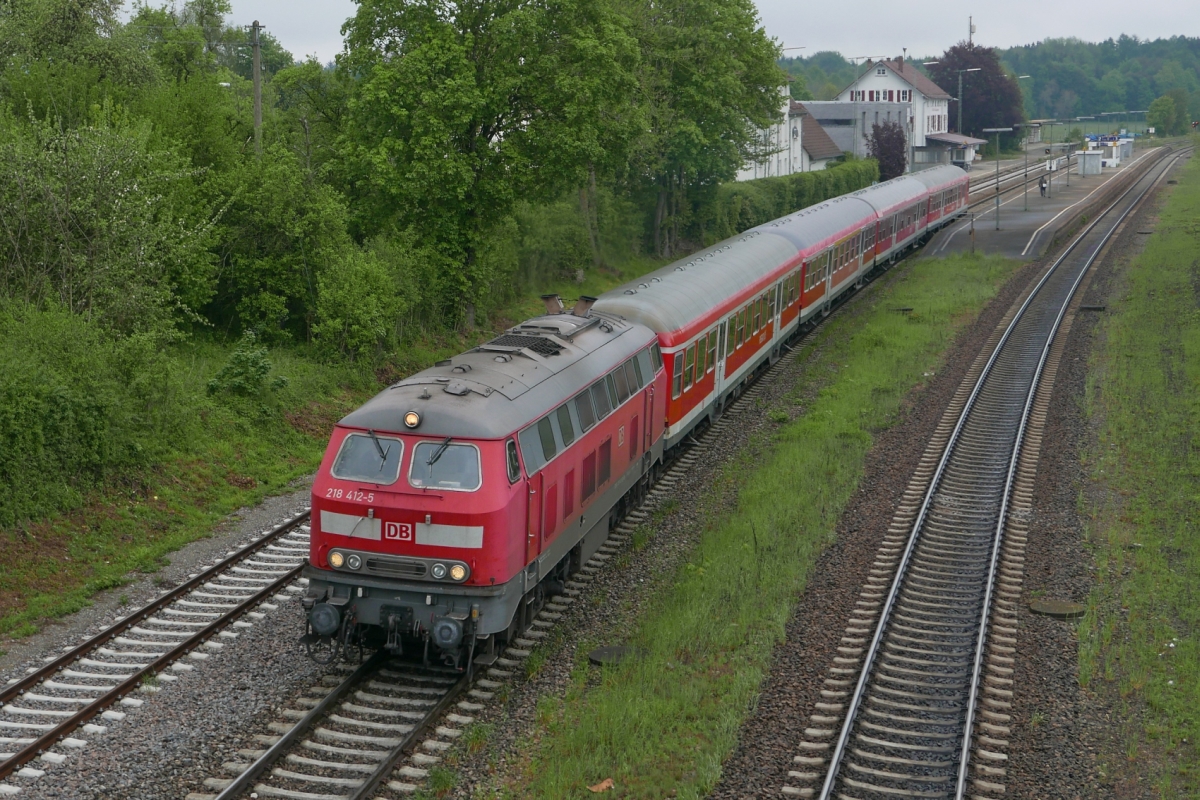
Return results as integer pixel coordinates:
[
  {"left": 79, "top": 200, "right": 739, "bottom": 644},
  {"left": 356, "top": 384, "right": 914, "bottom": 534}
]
[
  {"left": 300, "top": 165, "right": 967, "bottom": 667},
  {"left": 596, "top": 164, "right": 968, "bottom": 447}
]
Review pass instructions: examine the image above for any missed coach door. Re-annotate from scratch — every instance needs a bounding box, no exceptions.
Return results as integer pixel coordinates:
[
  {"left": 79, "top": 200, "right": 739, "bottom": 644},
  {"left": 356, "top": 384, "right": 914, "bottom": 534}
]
[
  {"left": 526, "top": 471, "right": 543, "bottom": 564},
  {"left": 715, "top": 321, "right": 728, "bottom": 394}
]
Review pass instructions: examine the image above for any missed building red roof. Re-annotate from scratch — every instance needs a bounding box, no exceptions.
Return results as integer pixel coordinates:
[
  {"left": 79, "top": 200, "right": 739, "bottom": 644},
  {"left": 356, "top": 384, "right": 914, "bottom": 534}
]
[{"left": 878, "top": 58, "right": 950, "bottom": 100}]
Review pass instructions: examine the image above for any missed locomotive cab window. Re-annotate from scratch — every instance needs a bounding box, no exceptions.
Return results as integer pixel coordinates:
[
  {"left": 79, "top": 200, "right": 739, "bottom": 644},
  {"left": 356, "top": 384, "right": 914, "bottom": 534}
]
[
  {"left": 409, "top": 441, "right": 482, "bottom": 491},
  {"left": 650, "top": 343, "right": 663, "bottom": 372},
  {"left": 613, "top": 364, "right": 631, "bottom": 404},
  {"left": 331, "top": 432, "right": 403, "bottom": 485},
  {"left": 506, "top": 439, "right": 521, "bottom": 483}
]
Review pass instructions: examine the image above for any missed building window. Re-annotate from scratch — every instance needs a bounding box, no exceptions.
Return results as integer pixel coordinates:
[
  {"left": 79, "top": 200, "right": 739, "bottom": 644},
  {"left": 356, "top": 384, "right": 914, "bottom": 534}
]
[{"left": 877, "top": 67, "right": 886, "bottom": 76}]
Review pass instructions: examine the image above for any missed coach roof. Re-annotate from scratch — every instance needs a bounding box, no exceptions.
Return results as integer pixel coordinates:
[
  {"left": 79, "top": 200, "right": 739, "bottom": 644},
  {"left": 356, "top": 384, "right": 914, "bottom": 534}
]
[{"left": 340, "top": 312, "right": 655, "bottom": 439}]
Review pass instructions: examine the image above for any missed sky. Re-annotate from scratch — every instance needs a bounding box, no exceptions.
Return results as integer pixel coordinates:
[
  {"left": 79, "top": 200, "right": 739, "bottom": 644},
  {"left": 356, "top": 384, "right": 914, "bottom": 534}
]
[{"left": 218, "top": 0, "right": 1194, "bottom": 66}]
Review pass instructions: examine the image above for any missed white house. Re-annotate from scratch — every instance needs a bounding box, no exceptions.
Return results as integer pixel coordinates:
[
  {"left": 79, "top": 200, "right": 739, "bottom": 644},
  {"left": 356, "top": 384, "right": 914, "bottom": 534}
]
[
  {"left": 835, "top": 57, "right": 953, "bottom": 168},
  {"left": 736, "top": 96, "right": 844, "bottom": 180}
]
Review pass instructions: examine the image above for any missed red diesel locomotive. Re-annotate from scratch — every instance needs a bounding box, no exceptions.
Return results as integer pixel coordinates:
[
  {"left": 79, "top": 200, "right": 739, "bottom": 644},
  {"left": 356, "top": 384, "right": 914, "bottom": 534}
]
[{"left": 301, "top": 165, "right": 969, "bottom": 666}]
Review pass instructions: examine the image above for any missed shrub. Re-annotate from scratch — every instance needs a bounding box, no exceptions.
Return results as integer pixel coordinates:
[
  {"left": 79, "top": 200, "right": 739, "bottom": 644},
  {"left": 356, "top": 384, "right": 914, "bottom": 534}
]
[
  {"left": 313, "top": 248, "right": 407, "bottom": 359},
  {"left": 207, "top": 332, "right": 279, "bottom": 396}
]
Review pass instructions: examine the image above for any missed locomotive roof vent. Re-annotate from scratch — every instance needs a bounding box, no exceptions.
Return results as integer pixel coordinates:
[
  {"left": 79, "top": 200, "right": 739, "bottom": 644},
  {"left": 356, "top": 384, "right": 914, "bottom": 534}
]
[
  {"left": 540, "top": 294, "right": 565, "bottom": 314},
  {"left": 571, "top": 296, "right": 597, "bottom": 317},
  {"left": 487, "top": 334, "right": 564, "bottom": 357}
]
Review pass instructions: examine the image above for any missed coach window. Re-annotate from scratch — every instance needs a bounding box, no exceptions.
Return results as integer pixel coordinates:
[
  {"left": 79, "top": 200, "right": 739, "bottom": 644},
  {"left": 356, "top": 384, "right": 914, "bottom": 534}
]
[
  {"left": 575, "top": 392, "right": 596, "bottom": 432},
  {"left": 719, "top": 322, "right": 728, "bottom": 360},
  {"left": 671, "top": 355, "right": 684, "bottom": 399},
  {"left": 507, "top": 440, "right": 521, "bottom": 483},
  {"left": 592, "top": 379, "right": 614, "bottom": 418},
  {"left": 736, "top": 311, "right": 745, "bottom": 348},
  {"left": 613, "top": 363, "right": 631, "bottom": 404},
  {"left": 556, "top": 405, "right": 575, "bottom": 447},
  {"left": 706, "top": 330, "right": 717, "bottom": 372},
  {"left": 683, "top": 344, "right": 696, "bottom": 390},
  {"left": 695, "top": 340, "right": 706, "bottom": 378},
  {"left": 752, "top": 300, "right": 761, "bottom": 332}
]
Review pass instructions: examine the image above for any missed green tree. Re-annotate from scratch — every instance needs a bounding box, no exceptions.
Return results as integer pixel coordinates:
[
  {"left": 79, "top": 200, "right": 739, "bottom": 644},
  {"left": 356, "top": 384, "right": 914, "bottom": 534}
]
[
  {"left": 1147, "top": 95, "right": 1177, "bottom": 136},
  {"left": 867, "top": 121, "right": 907, "bottom": 181},
  {"left": 928, "top": 42, "right": 1024, "bottom": 146},
  {"left": 340, "top": 0, "right": 639, "bottom": 327},
  {"left": 628, "top": 0, "right": 784, "bottom": 257}
]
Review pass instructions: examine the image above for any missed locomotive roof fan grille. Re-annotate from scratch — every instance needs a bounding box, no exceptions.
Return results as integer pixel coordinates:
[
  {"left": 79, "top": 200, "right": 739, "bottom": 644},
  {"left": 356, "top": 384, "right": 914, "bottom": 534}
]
[{"left": 486, "top": 334, "right": 564, "bottom": 357}]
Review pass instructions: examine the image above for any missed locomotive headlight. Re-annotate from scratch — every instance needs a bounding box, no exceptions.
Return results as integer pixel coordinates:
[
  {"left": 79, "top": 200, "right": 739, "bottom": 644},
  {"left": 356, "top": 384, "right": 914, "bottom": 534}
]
[
  {"left": 449, "top": 564, "right": 467, "bottom": 581},
  {"left": 431, "top": 563, "right": 448, "bottom": 579},
  {"left": 328, "top": 551, "right": 344, "bottom": 568},
  {"left": 346, "top": 554, "right": 362, "bottom": 570},
  {"left": 404, "top": 411, "right": 421, "bottom": 428}
]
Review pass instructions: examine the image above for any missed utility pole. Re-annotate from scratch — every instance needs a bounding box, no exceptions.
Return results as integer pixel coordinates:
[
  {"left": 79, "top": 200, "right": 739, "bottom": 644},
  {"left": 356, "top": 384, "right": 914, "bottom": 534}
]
[
  {"left": 251, "top": 20, "right": 263, "bottom": 156},
  {"left": 969, "top": 16, "right": 975, "bottom": 45},
  {"left": 983, "top": 127, "right": 1011, "bottom": 230}
]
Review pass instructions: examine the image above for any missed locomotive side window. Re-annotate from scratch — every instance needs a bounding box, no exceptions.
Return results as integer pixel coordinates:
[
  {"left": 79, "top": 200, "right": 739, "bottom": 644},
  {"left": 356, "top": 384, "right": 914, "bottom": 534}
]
[
  {"left": 650, "top": 343, "right": 663, "bottom": 371},
  {"left": 331, "top": 433, "right": 404, "bottom": 485},
  {"left": 635, "top": 350, "right": 653, "bottom": 383},
  {"left": 506, "top": 440, "right": 521, "bottom": 483},
  {"left": 409, "top": 442, "right": 482, "bottom": 491},
  {"left": 592, "top": 379, "right": 613, "bottom": 418},
  {"left": 518, "top": 426, "right": 545, "bottom": 473},
  {"left": 614, "top": 363, "right": 631, "bottom": 403},
  {"left": 625, "top": 360, "right": 641, "bottom": 391},
  {"left": 706, "top": 330, "right": 717, "bottom": 372},
  {"left": 575, "top": 392, "right": 596, "bottom": 432},
  {"left": 556, "top": 405, "right": 575, "bottom": 447},
  {"left": 537, "top": 417, "right": 557, "bottom": 461},
  {"left": 605, "top": 374, "right": 619, "bottom": 408}
]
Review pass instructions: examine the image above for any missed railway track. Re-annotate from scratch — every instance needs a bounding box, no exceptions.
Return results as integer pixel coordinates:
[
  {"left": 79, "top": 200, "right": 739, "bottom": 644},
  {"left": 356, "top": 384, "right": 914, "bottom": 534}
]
[
  {"left": 0, "top": 511, "right": 314, "bottom": 790},
  {"left": 781, "top": 145, "right": 1190, "bottom": 800}
]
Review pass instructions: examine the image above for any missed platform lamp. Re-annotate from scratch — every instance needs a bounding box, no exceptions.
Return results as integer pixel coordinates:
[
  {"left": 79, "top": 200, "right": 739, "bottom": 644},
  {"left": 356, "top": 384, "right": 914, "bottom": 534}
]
[
  {"left": 1015, "top": 121, "right": 1039, "bottom": 211},
  {"left": 983, "top": 127, "right": 1013, "bottom": 230},
  {"left": 1016, "top": 77, "right": 1033, "bottom": 210}
]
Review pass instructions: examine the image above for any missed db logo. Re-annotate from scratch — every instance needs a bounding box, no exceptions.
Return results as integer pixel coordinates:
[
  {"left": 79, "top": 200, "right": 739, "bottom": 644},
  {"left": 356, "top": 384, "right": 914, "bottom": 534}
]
[{"left": 385, "top": 522, "right": 414, "bottom": 541}]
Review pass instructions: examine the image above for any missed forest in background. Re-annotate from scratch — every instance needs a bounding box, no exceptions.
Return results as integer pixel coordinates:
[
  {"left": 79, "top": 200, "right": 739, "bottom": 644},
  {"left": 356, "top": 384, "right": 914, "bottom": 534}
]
[
  {"left": 0, "top": 0, "right": 880, "bottom": 549},
  {"left": 783, "top": 35, "right": 1200, "bottom": 127}
]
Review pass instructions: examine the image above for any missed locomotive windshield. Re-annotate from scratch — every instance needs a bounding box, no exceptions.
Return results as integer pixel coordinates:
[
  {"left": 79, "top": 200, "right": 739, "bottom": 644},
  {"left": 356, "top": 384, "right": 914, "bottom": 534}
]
[
  {"left": 409, "top": 442, "right": 482, "bottom": 491},
  {"left": 331, "top": 432, "right": 403, "bottom": 484}
]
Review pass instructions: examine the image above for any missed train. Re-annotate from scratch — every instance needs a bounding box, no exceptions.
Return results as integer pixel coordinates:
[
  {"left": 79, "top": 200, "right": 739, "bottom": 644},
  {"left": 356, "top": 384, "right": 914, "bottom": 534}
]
[{"left": 299, "top": 164, "right": 971, "bottom": 667}]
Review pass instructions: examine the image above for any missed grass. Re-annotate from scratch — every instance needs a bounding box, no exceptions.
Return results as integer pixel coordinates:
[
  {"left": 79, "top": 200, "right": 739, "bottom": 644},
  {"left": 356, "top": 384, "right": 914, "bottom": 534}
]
[
  {"left": 1077, "top": 138, "right": 1200, "bottom": 795},
  {"left": 489, "top": 251, "right": 1021, "bottom": 799}
]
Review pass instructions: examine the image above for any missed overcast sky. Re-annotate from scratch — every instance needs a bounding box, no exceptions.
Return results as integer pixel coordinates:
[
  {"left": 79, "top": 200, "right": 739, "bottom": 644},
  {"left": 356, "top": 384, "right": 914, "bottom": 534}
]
[{"left": 218, "top": 0, "right": 1193, "bottom": 66}]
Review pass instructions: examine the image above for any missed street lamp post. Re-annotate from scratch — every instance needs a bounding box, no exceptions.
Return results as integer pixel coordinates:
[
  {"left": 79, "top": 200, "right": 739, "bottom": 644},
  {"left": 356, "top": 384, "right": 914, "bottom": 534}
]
[
  {"left": 955, "top": 68, "right": 983, "bottom": 135},
  {"left": 983, "top": 127, "right": 1012, "bottom": 230},
  {"left": 1017, "top": 77, "right": 1032, "bottom": 211},
  {"left": 1016, "top": 121, "right": 1040, "bottom": 211}
]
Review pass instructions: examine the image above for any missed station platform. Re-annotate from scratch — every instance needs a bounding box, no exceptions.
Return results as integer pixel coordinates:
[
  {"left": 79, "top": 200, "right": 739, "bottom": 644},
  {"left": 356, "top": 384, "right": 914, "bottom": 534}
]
[{"left": 927, "top": 147, "right": 1160, "bottom": 260}]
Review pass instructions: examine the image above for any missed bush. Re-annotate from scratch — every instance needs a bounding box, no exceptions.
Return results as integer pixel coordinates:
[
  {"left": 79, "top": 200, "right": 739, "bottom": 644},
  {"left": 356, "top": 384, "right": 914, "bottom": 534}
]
[
  {"left": 313, "top": 248, "right": 408, "bottom": 359},
  {"left": 690, "top": 159, "right": 880, "bottom": 245},
  {"left": 0, "top": 304, "right": 186, "bottom": 527},
  {"left": 206, "top": 332, "right": 287, "bottom": 396}
]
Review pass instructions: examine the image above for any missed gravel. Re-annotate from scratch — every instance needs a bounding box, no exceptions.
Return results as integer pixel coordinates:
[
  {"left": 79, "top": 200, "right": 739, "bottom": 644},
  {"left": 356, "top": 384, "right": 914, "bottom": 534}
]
[{"left": 1, "top": 481, "right": 345, "bottom": 800}]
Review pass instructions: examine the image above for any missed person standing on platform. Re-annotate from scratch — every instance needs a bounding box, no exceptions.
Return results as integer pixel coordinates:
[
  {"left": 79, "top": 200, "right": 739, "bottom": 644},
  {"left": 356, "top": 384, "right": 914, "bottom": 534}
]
[{"left": 1039, "top": 176, "right": 1047, "bottom": 198}]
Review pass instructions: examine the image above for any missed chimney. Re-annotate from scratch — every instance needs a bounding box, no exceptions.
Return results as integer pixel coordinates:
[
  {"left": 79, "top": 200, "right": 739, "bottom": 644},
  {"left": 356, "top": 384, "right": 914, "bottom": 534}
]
[
  {"left": 571, "top": 296, "right": 597, "bottom": 317},
  {"left": 541, "top": 294, "right": 565, "bottom": 314}
]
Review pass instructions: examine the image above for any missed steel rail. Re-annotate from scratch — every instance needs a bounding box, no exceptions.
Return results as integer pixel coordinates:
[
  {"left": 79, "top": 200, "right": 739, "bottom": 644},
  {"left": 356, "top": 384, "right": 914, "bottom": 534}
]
[
  {"left": 954, "top": 146, "right": 1191, "bottom": 798},
  {"left": 0, "top": 509, "right": 312, "bottom": 780},
  {"left": 815, "top": 145, "right": 1185, "bottom": 800}
]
